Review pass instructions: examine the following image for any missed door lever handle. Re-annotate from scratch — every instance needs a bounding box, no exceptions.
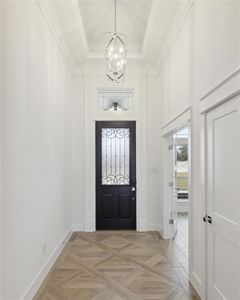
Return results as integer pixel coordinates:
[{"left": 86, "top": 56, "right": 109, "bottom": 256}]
[{"left": 203, "top": 215, "right": 212, "bottom": 224}]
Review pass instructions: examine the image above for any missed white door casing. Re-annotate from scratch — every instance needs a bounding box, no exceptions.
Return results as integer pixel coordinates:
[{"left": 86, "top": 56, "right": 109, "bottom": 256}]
[
  {"left": 206, "top": 97, "right": 240, "bottom": 299},
  {"left": 83, "top": 75, "right": 148, "bottom": 232},
  {"left": 172, "top": 133, "right": 178, "bottom": 238},
  {"left": 162, "top": 108, "right": 192, "bottom": 241}
]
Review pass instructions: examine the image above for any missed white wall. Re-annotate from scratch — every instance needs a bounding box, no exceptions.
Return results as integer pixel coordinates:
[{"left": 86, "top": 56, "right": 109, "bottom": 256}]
[
  {"left": 1, "top": 1, "right": 74, "bottom": 299},
  {"left": 76, "top": 72, "right": 150, "bottom": 231},
  {"left": 0, "top": 1, "right": 2, "bottom": 298},
  {"left": 70, "top": 70, "right": 163, "bottom": 233},
  {"left": 159, "top": 1, "right": 240, "bottom": 297},
  {"left": 0, "top": 2, "right": 163, "bottom": 297},
  {"left": 146, "top": 76, "right": 163, "bottom": 232},
  {"left": 2, "top": 1, "right": 237, "bottom": 299},
  {"left": 71, "top": 77, "right": 85, "bottom": 230}
]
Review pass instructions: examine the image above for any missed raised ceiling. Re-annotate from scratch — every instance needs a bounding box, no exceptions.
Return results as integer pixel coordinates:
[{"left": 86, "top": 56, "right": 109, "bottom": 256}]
[
  {"left": 39, "top": 0, "right": 193, "bottom": 74},
  {"left": 78, "top": 0, "right": 153, "bottom": 52}
]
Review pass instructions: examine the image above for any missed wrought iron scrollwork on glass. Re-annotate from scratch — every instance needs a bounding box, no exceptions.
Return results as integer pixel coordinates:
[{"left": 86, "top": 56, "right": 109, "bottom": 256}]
[{"left": 102, "top": 128, "right": 130, "bottom": 185}]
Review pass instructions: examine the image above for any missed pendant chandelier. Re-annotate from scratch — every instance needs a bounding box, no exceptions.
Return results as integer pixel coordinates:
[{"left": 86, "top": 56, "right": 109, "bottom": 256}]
[{"left": 105, "top": 0, "right": 127, "bottom": 83}]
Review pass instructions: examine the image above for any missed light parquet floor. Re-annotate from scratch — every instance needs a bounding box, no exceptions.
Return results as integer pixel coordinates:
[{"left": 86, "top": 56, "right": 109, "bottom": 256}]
[
  {"left": 34, "top": 231, "right": 200, "bottom": 300},
  {"left": 174, "top": 213, "right": 189, "bottom": 275}
]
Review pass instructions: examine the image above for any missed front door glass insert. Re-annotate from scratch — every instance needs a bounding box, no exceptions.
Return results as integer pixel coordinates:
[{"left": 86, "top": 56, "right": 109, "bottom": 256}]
[{"left": 101, "top": 128, "right": 130, "bottom": 185}]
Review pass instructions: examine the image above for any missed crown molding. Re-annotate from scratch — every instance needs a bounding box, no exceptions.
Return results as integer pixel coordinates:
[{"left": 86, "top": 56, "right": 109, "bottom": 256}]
[
  {"left": 142, "top": 0, "right": 160, "bottom": 56},
  {"left": 71, "top": 63, "right": 155, "bottom": 77},
  {"left": 71, "top": 0, "right": 89, "bottom": 56},
  {"left": 155, "top": 0, "right": 195, "bottom": 75},
  {"left": 86, "top": 51, "right": 145, "bottom": 60},
  {"left": 37, "top": 0, "right": 194, "bottom": 78},
  {"left": 36, "top": 0, "right": 76, "bottom": 75},
  {"left": 142, "top": 1, "right": 157, "bottom": 57}
]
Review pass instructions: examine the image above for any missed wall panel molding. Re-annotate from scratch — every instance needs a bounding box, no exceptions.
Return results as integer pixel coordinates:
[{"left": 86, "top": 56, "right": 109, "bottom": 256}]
[{"left": 200, "top": 67, "right": 240, "bottom": 113}]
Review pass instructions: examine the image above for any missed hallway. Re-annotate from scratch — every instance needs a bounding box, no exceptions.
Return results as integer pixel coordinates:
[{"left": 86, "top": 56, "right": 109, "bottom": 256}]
[
  {"left": 1, "top": 0, "right": 240, "bottom": 299},
  {"left": 34, "top": 231, "right": 199, "bottom": 300}
]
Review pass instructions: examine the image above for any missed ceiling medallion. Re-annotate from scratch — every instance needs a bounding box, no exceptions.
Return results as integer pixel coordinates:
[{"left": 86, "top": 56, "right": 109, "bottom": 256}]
[{"left": 105, "top": 0, "right": 127, "bottom": 83}]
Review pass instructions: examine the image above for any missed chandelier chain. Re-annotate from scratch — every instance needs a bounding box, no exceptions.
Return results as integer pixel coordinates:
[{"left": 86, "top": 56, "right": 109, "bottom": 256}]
[
  {"left": 114, "top": 0, "right": 117, "bottom": 34},
  {"left": 105, "top": 0, "right": 127, "bottom": 83}
]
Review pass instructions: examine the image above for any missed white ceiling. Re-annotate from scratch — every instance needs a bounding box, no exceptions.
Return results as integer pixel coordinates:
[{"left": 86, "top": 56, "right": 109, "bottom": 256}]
[
  {"left": 39, "top": 0, "right": 193, "bottom": 74},
  {"left": 78, "top": 0, "right": 153, "bottom": 52}
]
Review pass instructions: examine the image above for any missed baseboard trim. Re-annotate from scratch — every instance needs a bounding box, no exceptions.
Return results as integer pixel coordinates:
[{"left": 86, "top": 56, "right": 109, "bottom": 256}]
[
  {"left": 85, "top": 220, "right": 95, "bottom": 232},
  {"left": 72, "top": 223, "right": 85, "bottom": 232},
  {"left": 148, "top": 223, "right": 164, "bottom": 238},
  {"left": 189, "top": 271, "right": 204, "bottom": 300},
  {"left": 21, "top": 227, "right": 73, "bottom": 300},
  {"left": 137, "top": 220, "right": 148, "bottom": 232}
]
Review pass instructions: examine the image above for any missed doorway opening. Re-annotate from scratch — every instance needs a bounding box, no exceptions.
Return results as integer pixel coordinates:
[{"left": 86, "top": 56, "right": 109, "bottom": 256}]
[
  {"left": 163, "top": 123, "right": 191, "bottom": 273},
  {"left": 95, "top": 121, "right": 136, "bottom": 230},
  {"left": 172, "top": 126, "right": 189, "bottom": 269}
]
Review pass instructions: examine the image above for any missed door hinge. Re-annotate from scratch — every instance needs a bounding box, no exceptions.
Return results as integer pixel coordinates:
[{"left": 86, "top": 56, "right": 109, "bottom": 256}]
[
  {"left": 168, "top": 145, "right": 173, "bottom": 150},
  {"left": 168, "top": 182, "right": 174, "bottom": 187}
]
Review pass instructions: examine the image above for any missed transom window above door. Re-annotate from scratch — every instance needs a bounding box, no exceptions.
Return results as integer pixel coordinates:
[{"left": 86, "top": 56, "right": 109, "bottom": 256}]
[{"left": 98, "top": 88, "right": 133, "bottom": 111}]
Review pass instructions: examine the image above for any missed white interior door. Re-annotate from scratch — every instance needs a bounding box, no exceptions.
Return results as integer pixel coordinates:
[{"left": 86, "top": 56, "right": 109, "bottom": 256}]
[{"left": 206, "top": 96, "right": 240, "bottom": 300}]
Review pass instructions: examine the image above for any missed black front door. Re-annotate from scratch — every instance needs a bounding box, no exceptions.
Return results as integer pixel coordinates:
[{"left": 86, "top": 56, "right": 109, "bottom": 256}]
[{"left": 96, "top": 121, "right": 136, "bottom": 230}]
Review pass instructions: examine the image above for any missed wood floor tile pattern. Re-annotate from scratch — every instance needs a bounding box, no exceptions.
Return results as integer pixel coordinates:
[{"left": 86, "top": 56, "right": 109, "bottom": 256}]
[{"left": 34, "top": 231, "right": 200, "bottom": 300}]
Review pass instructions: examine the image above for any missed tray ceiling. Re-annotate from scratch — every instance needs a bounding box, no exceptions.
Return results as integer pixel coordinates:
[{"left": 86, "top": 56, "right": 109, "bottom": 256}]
[
  {"left": 38, "top": 0, "right": 193, "bottom": 74},
  {"left": 78, "top": 0, "right": 153, "bottom": 52}
]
